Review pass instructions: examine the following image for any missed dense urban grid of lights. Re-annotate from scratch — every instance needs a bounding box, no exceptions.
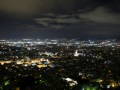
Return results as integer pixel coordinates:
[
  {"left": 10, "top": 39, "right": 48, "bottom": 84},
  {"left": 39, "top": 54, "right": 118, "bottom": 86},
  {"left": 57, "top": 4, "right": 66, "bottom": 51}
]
[{"left": 0, "top": 39, "right": 120, "bottom": 90}]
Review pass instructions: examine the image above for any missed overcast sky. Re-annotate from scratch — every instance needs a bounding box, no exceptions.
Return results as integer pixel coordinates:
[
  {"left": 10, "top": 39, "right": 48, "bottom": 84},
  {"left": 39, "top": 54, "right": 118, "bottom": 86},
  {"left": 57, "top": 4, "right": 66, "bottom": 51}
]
[{"left": 0, "top": 0, "right": 120, "bottom": 40}]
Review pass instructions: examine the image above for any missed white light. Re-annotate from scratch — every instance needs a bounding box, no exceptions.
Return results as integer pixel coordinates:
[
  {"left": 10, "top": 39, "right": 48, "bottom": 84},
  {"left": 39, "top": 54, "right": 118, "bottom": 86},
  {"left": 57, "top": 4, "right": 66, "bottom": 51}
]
[{"left": 107, "top": 85, "right": 110, "bottom": 89}]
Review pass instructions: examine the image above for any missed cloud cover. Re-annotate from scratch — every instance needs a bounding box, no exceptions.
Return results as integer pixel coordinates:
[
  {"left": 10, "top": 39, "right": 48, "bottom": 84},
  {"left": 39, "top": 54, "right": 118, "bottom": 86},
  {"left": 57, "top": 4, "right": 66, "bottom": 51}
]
[
  {"left": 80, "top": 7, "right": 120, "bottom": 24},
  {"left": 0, "top": 0, "right": 120, "bottom": 39},
  {"left": 0, "top": 0, "right": 99, "bottom": 18}
]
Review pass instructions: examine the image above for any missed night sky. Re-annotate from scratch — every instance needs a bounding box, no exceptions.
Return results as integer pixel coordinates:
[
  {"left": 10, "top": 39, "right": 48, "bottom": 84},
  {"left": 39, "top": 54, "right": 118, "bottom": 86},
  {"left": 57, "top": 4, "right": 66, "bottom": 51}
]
[{"left": 0, "top": 0, "right": 120, "bottom": 40}]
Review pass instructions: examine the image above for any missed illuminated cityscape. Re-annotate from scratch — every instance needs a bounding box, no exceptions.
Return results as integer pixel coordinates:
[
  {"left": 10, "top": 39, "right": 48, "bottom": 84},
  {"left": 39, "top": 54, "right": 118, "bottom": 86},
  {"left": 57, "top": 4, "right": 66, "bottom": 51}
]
[
  {"left": 0, "top": 0, "right": 120, "bottom": 90},
  {"left": 0, "top": 39, "right": 120, "bottom": 90}
]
